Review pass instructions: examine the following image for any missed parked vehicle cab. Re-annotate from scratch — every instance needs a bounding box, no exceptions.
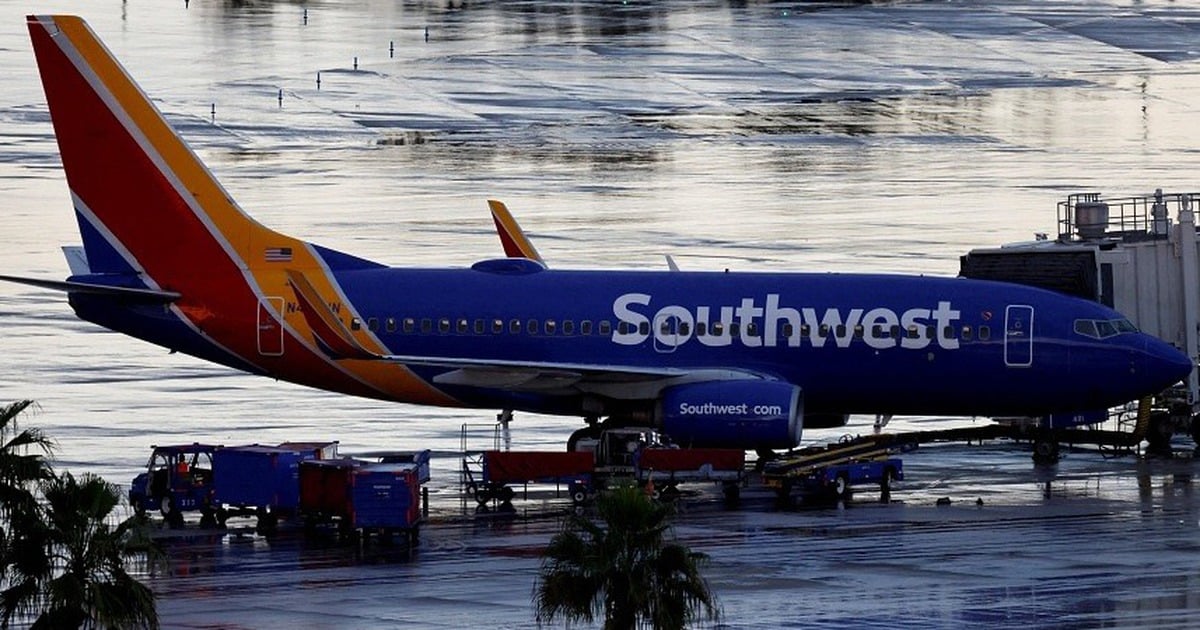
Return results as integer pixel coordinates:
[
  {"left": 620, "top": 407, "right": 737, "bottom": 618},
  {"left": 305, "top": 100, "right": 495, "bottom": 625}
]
[{"left": 129, "top": 443, "right": 220, "bottom": 528}]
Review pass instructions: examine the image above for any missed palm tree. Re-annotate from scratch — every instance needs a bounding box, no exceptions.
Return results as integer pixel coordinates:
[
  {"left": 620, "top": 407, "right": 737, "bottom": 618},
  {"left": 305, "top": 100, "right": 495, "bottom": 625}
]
[
  {"left": 0, "top": 400, "right": 55, "bottom": 520},
  {"left": 0, "top": 399, "right": 56, "bottom": 626},
  {"left": 533, "top": 483, "right": 719, "bottom": 630},
  {"left": 0, "top": 401, "right": 161, "bottom": 629},
  {"left": 16, "top": 472, "right": 160, "bottom": 629}
]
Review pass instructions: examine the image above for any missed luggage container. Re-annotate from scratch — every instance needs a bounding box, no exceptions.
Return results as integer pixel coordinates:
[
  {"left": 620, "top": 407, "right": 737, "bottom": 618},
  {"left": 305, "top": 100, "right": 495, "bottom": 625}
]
[
  {"left": 299, "top": 458, "right": 424, "bottom": 545},
  {"left": 213, "top": 444, "right": 318, "bottom": 532}
]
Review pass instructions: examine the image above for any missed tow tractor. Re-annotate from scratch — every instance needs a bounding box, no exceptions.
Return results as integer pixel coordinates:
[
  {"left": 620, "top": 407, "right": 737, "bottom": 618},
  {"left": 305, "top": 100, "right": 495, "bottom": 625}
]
[
  {"left": 762, "top": 436, "right": 904, "bottom": 503},
  {"left": 129, "top": 443, "right": 220, "bottom": 528},
  {"left": 462, "top": 425, "right": 745, "bottom": 506}
]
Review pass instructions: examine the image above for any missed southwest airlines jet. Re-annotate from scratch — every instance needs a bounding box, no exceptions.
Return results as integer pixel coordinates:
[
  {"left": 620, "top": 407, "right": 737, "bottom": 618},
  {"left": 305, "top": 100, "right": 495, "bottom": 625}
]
[{"left": 5, "top": 15, "right": 1192, "bottom": 452}]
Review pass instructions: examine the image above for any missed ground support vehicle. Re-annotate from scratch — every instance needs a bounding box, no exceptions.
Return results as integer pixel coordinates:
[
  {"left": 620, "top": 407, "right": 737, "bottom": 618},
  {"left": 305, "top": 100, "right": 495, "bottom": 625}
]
[
  {"left": 129, "top": 443, "right": 220, "bottom": 528},
  {"left": 471, "top": 450, "right": 594, "bottom": 505},
  {"left": 299, "top": 457, "right": 425, "bottom": 545},
  {"left": 464, "top": 426, "right": 745, "bottom": 506},
  {"left": 361, "top": 450, "right": 432, "bottom": 483},
  {"left": 762, "top": 438, "right": 903, "bottom": 503},
  {"left": 212, "top": 442, "right": 338, "bottom": 534}
]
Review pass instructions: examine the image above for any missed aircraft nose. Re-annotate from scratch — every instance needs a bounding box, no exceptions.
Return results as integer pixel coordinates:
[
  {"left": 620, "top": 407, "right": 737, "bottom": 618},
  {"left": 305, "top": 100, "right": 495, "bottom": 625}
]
[{"left": 1141, "top": 335, "right": 1193, "bottom": 390}]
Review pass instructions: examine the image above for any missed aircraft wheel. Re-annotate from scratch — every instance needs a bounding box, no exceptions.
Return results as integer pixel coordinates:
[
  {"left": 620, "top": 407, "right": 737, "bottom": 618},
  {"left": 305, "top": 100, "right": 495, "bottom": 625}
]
[
  {"left": 569, "top": 484, "right": 589, "bottom": 505},
  {"left": 567, "top": 425, "right": 602, "bottom": 452},
  {"left": 1147, "top": 412, "right": 1174, "bottom": 456}
]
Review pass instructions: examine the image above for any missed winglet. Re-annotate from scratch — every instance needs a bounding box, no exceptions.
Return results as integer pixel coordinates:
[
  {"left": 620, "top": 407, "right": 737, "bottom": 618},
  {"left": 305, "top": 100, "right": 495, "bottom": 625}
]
[
  {"left": 284, "top": 269, "right": 379, "bottom": 360},
  {"left": 488, "top": 200, "right": 544, "bottom": 264}
]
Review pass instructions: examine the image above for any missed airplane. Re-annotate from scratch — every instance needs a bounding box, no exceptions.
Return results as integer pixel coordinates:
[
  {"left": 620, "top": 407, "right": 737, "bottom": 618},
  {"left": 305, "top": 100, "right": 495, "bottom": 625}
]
[{"left": 5, "top": 14, "right": 1193, "bottom": 454}]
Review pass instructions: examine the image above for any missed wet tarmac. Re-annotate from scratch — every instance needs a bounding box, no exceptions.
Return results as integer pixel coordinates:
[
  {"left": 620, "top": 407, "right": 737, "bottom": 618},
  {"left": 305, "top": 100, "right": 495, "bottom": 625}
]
[
  {"left": 2, "top": 0, "right": 1200, "bottom": 627},
  {"left": 148, "top": 441, "right": 1200, "bottom": 629}
]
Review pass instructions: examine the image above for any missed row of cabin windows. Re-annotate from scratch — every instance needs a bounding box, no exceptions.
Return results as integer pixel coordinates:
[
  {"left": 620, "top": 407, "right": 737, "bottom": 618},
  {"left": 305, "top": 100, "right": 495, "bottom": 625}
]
[
  {"left": 349, "top": 316, "right": 993, "bottom": 342},
  {"left": 353, "top": 316, "right": 616, "bottom": 337}
]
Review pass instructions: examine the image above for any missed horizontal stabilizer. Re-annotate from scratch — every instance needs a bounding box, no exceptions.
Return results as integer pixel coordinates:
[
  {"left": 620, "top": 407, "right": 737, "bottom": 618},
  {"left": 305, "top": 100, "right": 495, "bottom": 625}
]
[
  {"left": 0, "top": 274, "right": 180, "bottom": 302},
  {"left": 284, "top": 269, "right": 380, "bottom": 360}
]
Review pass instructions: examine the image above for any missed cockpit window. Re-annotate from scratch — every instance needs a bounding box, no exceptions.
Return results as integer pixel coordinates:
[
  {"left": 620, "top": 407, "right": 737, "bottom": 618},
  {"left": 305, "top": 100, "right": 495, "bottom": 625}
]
[
  {"left": 1114, "top": 319, "right": 1137, "bottom": 333},
  {"left": 1074, "top": 318, "right": 1137, "bottom": 340}
]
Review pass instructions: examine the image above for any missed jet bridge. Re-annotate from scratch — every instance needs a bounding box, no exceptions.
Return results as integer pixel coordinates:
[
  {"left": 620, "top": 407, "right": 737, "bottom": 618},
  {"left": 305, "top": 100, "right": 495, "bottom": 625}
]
[{"left": 960, "top": 189, "right": 1200, "bottom": 447}]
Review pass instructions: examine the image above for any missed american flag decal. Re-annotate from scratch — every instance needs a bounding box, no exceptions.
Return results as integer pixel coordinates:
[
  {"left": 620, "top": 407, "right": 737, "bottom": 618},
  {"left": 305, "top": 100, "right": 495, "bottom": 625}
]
[{"left": 264, "top": 247, "right": 293, "bottom": 262}]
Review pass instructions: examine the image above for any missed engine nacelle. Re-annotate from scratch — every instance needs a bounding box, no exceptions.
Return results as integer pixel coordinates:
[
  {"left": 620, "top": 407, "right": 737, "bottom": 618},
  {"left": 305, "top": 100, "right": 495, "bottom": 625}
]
[{"left": 658, "top": 381, "right": 802, "bottom": 449}]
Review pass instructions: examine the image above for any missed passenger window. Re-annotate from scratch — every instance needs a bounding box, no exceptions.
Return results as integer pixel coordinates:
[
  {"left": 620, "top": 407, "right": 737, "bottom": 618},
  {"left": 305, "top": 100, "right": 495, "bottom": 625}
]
[
  {"left": 979, "top": 326, "right": 991, "bottom": 341},
  {"left": 853, "top": 325, "right": 864, "bottom": 339},
  {"left": 581, "top": 320, "right": 593, "bottom": 335},
  {"left": 509, "top": 319, "right": 520, "bottom": 334},
  {"left": 801, "top": 324, "right": 811, "bottom": 336},
  {"left": 618, "top": 321, "right": 630, "bottom": 335},
  {"left": 679, "top": 322, "right": 690, "bottom": 336},
  {"left": 697, "top": 322, "right": 708, "bottom": 337},
  {"left": 421, "top": 318, "right": 432, "bottom": 334},
  {"left": 367, "top": 317, "right": 379, "bottom": 332},
  {"left": 782, "top": 323, "right": 794, "bottom": 338},
  {"left": 907, "top": 326, "right": 918, "bottom": 339},
  {"left": 599, "top": 321, "right": 612, "bottom": 336},
  {"left": 457, "top": 319, "right": 468, "bottom": 334},
  {"left": 730, "top": 322, "right": 741, "bottom": 338},
  {"left": 712, "top": 322, "right": 724, "bottom": 335},
  {"left": 961, "top": 326, "right": 972, "bottom": 341},
  {"left": 563, "top": 320, "right": 575, "bottom": 335},
  {"left": 819, "top": 324, "right": 830, "bottom": 337},
  {"left": 527, "top": 319, "right": 539, "bottom": 335},
  {"left": 350, "top": 318, "right": 362, "bottom": 331},
  {"left": 660, "top": 320, "right": 672, "bottom": 335},
  {"left": 747, "top": 322, "right": 759, "bottom": 337},
  {"left": 872, "top": 324, "right": 886, "bottom": 338},
  {"left": 439, "top": 318, "right": 450, "bottom": 333},
  {"left": 639, "top": 322, "right": 650, "bottom": 336},
  {"left": 942, "top": 325, "right": 955, "bottom": 340},
  {"left": 834, "top": 324, "right": 845, "bottom": 338},
  {"left": 889, "top": 325, "right": 901, "bottom": 339},
  {"left": 403, "top": 318, "right": 415, "bottom": 333},
  {"left": 386, "top": 318, "right": 396, "bottom": 333},
  {"left": 474, "top": 319, "right": 485, "bottom": 334},
  {"left": 546, "top": 320, "right": 557, "bottom": 335},
  {"left": 926, "top": 325, "right": 936, "bottom": 340},
  {"left": 493, "top": 319, "right": 504, "bottom": 334}
]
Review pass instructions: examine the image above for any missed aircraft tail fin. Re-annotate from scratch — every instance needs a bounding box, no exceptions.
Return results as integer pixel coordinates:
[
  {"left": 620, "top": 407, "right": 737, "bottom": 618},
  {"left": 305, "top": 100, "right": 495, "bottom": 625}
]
[{"left": 27, "top": 15, "right": 314, "bottom": 290}]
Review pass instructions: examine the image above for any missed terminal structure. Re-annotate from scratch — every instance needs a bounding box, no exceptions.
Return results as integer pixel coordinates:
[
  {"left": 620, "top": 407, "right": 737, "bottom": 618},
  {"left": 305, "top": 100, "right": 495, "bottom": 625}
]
[{"left": 961, "top": 189, "right": 1200, "bottom": 447}]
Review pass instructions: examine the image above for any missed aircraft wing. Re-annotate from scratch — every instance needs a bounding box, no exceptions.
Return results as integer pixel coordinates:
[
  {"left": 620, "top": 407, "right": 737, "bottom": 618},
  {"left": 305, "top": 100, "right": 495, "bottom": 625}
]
[{"left": 388, "top": 357, "right": 759, "bottom": 396}]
